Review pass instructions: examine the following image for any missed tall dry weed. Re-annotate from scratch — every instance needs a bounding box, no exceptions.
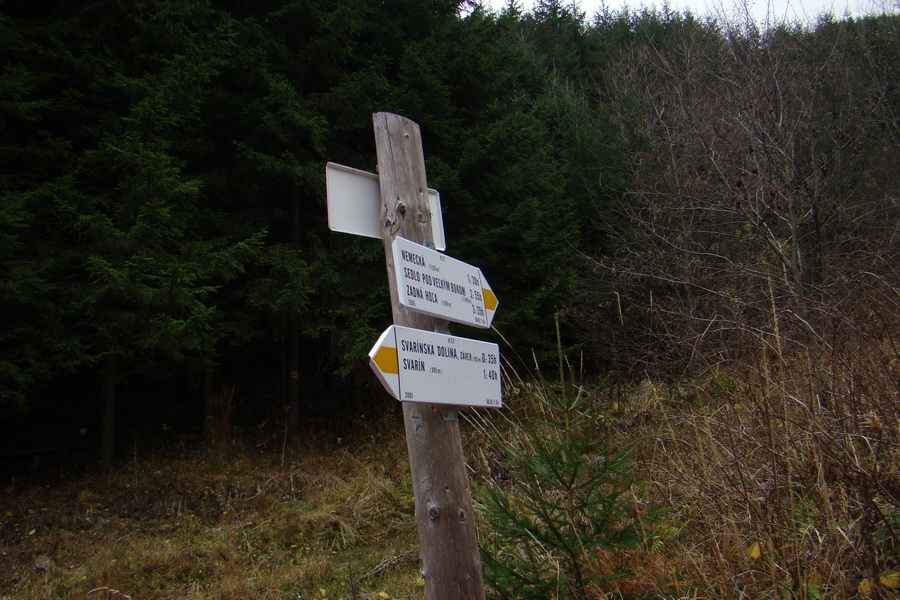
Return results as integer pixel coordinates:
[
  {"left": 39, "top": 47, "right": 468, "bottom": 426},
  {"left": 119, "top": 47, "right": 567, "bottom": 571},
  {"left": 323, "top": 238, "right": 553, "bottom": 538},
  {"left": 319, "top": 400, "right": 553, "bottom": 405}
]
[{"left": 635, "top": 275, "right": 899, "bottom": 599}]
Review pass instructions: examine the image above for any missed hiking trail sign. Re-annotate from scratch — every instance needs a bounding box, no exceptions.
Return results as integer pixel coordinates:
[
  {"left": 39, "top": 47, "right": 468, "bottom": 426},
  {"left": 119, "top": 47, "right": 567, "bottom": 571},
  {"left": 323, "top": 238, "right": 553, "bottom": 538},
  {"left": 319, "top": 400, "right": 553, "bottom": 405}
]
[
  {"left": 393, "top": 236, "right": 498, "bottom": 329},
  {"left": 369, "top": 324, "right": 502, "bottom": 408},
  {"left": 326, "top": 112, "right": 496, "bottom": 600}
]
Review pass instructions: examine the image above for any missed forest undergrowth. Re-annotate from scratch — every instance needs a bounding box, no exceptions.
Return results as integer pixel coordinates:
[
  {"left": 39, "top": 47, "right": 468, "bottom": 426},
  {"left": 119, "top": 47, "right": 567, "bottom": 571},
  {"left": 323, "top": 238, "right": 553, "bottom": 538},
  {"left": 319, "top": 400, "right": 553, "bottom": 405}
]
[
  {"left": 0, "top": 423, "right": 424, "bottom": 599},
  {"left": 3, "top": 318, "right": 897, "bottom": 600},
  {"left": 2, "top": 296, "right": 899, "bottom": 599},
  {"left": 468, "top": 316, "right": 899, "bottom": 599}
]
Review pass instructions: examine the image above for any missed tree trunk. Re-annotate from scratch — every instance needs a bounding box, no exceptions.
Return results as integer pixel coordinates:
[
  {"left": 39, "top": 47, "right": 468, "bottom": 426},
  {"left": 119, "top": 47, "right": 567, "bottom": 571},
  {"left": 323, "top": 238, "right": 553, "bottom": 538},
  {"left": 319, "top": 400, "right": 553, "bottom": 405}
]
[
  {"left": 203, "top": 367, "right": 214, "bottom": 438},
  {"left": 287, "top": 315, "right": 301, "bottom": 438},
  {"left": 286, "top": 179, "right": 302, "bottom": 438},
  {"left": 373, "top": 112, "right": 486, "bottom": 599},
  {"left": 100, "top": 352, "right": 118, "bottom": 472}
]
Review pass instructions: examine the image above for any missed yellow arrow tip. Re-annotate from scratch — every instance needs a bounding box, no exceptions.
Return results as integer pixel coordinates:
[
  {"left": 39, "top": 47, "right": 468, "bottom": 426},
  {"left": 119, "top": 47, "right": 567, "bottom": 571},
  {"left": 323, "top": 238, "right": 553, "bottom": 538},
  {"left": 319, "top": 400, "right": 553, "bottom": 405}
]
[
  {"left": 483, "top": 287, "right": 498, "bottom": 311},
  {"left": 373, "top": 346, "right": 399, "bottom": 375}
]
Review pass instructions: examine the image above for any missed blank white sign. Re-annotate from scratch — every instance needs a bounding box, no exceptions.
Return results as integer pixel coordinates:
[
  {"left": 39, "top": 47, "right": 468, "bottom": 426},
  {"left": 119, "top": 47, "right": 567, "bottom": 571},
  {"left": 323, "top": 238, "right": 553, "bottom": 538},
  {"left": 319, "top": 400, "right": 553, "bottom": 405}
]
[{"left": 326, "top": 162, "right": 446, "bottom": 251}]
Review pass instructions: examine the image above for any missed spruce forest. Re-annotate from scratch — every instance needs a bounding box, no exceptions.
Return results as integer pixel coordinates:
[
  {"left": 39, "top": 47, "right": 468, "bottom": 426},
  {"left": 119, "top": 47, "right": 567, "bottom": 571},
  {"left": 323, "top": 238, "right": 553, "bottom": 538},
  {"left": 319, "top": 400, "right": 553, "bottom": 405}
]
[{"left": 1, "top": 0, "right": 898, "bottom": 598}]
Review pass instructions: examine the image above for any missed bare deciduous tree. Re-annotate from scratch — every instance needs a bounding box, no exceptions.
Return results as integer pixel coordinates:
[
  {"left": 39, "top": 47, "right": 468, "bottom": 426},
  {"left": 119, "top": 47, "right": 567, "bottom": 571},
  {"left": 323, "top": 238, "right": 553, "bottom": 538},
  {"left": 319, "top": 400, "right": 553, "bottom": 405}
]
[
  {"left": 579, "top": 14, "right": 899, "bottom": 377},
  {"left": 575, "top": 13, "right": 899, "bottom": 593}
]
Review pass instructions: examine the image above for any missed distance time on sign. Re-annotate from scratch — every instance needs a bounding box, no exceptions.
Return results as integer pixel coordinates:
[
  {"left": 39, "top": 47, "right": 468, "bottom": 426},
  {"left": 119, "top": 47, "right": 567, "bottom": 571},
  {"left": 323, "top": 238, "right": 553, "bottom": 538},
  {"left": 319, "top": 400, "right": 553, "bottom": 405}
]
[
  {"left": 393, "top": 237, "right": 497, "bottom": 329},
  {"left": 368, "top": 325, "right": 502, "bottom": 408}
]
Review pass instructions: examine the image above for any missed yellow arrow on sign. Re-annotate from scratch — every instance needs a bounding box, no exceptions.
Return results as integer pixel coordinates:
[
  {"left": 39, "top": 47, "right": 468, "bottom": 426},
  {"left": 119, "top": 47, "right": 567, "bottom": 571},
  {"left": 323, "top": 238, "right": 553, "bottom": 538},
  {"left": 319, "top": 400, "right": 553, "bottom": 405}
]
[
  {"left": 373, "top": 346, "right": 399, "bottom": 375},
  {"left": 368, "top": 327, "right": 401, "bottom": 400},
  {"left": 483, "top": 287, "right": 498, "bottom": 312}
]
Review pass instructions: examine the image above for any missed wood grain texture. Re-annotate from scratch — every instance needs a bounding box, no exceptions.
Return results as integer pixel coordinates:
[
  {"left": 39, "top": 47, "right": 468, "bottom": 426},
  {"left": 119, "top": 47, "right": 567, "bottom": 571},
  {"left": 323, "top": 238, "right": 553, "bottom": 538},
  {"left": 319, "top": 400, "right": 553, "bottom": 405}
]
[{"left": 373, "top": 112, "right": 486, "bottom": 600}]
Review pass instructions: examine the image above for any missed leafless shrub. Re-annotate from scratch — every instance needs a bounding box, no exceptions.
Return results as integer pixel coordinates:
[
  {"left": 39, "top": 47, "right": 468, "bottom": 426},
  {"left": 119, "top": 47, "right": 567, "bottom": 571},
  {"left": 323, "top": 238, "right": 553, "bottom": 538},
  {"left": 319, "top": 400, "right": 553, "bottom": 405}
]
[
  {"left": 573, "top": 10, "right": 899, "bottom": 598},
  {"left": 577, "top": 13, "right": 899, "bottom": 379}
]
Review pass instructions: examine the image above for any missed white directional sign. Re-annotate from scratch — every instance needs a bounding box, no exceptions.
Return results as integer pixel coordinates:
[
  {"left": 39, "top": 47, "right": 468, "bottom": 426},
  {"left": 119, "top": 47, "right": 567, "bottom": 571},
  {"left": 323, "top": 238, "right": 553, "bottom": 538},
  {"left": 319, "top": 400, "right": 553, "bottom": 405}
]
[
  {"left": 369, "top": 325, "right": 502, "bottom": 408},
  {"left": 326, "top": 162, "right": 446, "bottom": 251},
  {"left": 393, "top": 236, "right": 498, "bottom": 329}
]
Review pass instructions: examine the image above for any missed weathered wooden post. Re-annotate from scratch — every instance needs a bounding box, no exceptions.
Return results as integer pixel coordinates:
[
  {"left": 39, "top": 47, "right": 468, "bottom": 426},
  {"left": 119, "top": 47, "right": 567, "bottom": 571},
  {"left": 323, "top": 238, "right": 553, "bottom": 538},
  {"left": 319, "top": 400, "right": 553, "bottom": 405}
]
[
  {"left": 327, "top": 112, "right": 499, "bottom": 598},
  {"left": 372, "top": 112, "right": 486, "bottom": 599}
]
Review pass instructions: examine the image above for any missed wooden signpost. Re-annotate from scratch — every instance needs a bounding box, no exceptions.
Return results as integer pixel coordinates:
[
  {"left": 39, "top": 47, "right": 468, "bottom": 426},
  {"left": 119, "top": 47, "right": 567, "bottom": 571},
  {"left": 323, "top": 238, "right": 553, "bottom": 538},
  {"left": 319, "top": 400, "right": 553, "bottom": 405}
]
[
  {"left": 327, "top": 112, "right": 496, "bottom": 599},
  {"left": 392, "top": 236, "right": 498, "bottom": 329},
  {"left": 369, "top": 324, "right": 502, "bottom": 407}
]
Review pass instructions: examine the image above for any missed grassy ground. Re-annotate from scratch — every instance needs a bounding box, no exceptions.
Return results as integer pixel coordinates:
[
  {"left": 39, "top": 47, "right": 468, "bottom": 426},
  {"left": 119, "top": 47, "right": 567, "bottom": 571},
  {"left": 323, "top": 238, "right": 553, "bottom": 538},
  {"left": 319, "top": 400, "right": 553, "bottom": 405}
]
[
  {"left": 1, "top": 419, "right": 425, "bottom": 599},
  {"left": 466, "top": 352, "right": 899, "bottom": 600},
  {"left": 2, "top": 356, "right": 898, "bottom": 599}
]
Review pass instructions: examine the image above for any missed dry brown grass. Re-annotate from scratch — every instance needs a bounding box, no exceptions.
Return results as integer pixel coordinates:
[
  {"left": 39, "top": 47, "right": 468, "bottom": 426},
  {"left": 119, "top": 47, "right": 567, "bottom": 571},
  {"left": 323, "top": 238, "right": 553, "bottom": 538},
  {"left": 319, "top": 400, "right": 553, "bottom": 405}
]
[
  {"left": 0, "top": 418, "right": 424, "bottom": 600},
  {"left": 466, "top": 289, "right": 898, "bottom": 599},
  {"left": 3, "top": 301, "right": 897, "bottom": 600},
  {"left": 590, "top": 334, "right": 900, "bottom": 599}
]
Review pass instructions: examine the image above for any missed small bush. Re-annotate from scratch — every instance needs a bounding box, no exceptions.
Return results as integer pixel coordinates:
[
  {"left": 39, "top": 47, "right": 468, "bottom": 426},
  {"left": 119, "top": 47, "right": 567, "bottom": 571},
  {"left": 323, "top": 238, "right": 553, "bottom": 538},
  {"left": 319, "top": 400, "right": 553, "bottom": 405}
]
[{"left": 478, "top": 320, "right": 648, "bottom": 599}]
